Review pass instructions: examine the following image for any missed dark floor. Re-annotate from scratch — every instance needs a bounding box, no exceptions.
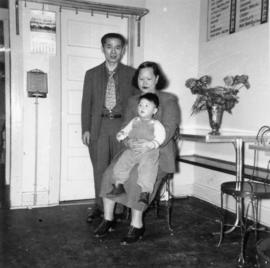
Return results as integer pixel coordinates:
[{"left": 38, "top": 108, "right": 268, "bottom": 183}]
[{"left": 1, "top": 196, "right": 270, "bottom": 268}]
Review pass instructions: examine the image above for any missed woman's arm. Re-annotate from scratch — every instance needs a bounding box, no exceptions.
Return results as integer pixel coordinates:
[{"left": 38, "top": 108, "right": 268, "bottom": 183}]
[
  {"left": 152, "top": 120, "right": 166, "bottom": 148},
  {"left": 159, "top": 95, "right": 181, "bottom": 147}
]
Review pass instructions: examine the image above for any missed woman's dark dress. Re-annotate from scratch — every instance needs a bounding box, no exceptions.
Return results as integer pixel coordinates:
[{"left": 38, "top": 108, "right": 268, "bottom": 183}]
[{"left": 99, "top": 91, "right": 181, "bottom": 211}]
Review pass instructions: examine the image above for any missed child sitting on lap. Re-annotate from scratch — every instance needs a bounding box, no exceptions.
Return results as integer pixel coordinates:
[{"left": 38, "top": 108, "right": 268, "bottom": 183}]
[{"left": 107, "top": 93, "right": 166, "bottom": 204}]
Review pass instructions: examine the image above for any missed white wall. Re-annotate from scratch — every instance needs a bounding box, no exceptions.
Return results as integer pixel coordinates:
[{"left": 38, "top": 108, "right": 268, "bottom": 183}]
[
  {"left": 143, "top": 0, "right": 201, "bottom": 196},
  {"left": 194, "top": 0, "right": 270, "bottom": 163},
  {"left": 190, "top": 0, "right": 270, "bottom": 226}
]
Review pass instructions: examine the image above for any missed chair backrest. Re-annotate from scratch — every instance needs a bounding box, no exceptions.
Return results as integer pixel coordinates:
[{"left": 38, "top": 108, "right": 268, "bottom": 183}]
[
  {"left": 256, "top": 125, "right": 270, "bottom": 145},
  {"left": 250, "top": 125, "right": 270, "bottom": 189}
]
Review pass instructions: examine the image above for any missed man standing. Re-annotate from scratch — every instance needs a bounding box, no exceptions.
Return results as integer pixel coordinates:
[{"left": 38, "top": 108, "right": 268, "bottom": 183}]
[{"left": 81, "top": 33, "right": 138, "bottom": 223}]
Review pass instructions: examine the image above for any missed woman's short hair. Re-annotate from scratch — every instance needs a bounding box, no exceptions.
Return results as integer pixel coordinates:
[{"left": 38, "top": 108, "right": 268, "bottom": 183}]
[
  {"left": 101, "top": 33, "right": 126, "bottom": 47},
  {"left": 132, "top": 61, "right": 168, "bottom": 90}
]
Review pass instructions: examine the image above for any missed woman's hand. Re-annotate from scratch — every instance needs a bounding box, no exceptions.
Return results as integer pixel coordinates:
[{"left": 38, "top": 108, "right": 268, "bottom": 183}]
[{"left": 124, "top": 138, "right": 155, "bottom": 153}]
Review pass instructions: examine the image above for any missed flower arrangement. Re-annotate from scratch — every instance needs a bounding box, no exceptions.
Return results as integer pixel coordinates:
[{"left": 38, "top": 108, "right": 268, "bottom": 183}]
[{"left": 185, "top": 75, "right": 250, "bottom": 115}]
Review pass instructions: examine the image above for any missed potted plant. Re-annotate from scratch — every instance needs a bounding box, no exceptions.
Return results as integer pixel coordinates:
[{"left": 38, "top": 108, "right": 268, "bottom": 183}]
[{"left": 185, "top": 75, "right": 250, "bottom": 135}]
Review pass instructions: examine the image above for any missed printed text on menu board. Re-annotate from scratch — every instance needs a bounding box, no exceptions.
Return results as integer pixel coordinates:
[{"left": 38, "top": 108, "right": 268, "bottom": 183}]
[{"left": 208, "top": 0, "right": 268, "bottom": 41}]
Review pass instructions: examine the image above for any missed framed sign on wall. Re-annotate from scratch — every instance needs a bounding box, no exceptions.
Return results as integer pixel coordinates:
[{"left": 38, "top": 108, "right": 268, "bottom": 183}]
[
  {"left": 30, "top": 10, "right": 56, "bottom": 54},
  {"left": 207, "top": 0, "right": 269, "bottom": 41}
]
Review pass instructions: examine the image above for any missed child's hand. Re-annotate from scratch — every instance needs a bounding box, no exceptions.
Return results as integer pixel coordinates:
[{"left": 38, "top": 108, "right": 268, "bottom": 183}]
[{"left": 116, "top": 131, "right": 126, "bottom": 141}]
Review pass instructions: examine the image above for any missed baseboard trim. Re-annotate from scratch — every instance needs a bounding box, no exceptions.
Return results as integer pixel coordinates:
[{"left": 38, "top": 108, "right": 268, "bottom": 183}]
[{"left": 59, "top": 199, "right": 95, "bottom": 206}]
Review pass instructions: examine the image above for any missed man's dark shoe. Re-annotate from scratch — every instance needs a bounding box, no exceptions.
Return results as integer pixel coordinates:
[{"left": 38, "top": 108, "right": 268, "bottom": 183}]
[
  {"left": 138, "top": 192, "right": 150, "bottom": 204},
  {"left": 86, "top": 208, "right": 103, "bottom": 223},
  {"left": 120, "top": 225, "right": 145, "bottom": 245},
  {"left": 107, "top": 184, "right": 126, "bottom": 197},
  {"left": 94, "top": 219, "right": 115, "bottom": 238}
]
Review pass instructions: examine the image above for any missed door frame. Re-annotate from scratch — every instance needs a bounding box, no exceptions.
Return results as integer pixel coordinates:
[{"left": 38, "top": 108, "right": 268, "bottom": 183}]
[
  {"left": 59, "top": 10, "right": 134, "bottom": 201},
  {"left": 0, "top": 8, "right": 10, "bottom": 186}
]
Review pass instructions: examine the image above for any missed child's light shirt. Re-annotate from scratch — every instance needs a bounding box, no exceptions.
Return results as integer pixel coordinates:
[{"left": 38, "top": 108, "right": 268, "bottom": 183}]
[{"left": 116, "top": 117, "right": 166, "bottom": 148}]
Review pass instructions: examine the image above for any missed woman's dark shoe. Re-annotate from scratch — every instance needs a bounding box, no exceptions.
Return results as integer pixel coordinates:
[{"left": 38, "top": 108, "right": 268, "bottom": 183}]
[
  {"left": 138, "top": 192, "right": 150, "bottom": 204},
  {"left": 121, "top": 225, "right": 145, "bottom": 245},
  {"left": 94, "top": 219, "right": 115, "bottom": 237},
  {"left": 106, "top": 184, "right": 126, "bottom": 197}
]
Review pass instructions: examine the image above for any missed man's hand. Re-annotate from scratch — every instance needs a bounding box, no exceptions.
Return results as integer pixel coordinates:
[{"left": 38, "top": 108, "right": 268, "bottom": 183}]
[{"left": 82, "top": 131, "right": 90, "bottom": 146}]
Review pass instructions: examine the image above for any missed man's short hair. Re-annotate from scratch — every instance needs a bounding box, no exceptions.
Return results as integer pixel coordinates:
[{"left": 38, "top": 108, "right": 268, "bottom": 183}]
[
  {"left": 101, "top": 33, "right": 127, "bottom": 47},
  {"left": 139, "top": 93, "right": 159, "bottom": 108}
]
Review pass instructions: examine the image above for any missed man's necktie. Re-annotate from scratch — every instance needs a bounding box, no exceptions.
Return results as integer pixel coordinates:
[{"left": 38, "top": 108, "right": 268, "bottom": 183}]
[{"left": 105, "top": 71, "right": 116, "bottom": 112}]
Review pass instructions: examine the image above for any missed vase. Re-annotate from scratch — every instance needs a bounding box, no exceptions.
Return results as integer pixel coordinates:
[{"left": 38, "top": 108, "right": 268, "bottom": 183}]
[{"left": 207, "top": 105, "right": 224, "bottom": 135}]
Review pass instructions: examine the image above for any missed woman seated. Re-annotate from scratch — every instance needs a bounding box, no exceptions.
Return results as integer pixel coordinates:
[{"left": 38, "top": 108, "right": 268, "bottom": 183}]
[{"left": 95, "top": 61, "right": 181, "bottom": 244}]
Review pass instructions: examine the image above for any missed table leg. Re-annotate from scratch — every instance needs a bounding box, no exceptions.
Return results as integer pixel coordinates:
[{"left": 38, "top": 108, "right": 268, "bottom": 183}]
[
  {"left": 235, "top": 138, "right": 244, "bottom": 189},
  {"left": 234, "top": 139, "right": 247, "bottom": 266},
  {"left": 223, "top": 138, "right": 244, "bottom": 234}
]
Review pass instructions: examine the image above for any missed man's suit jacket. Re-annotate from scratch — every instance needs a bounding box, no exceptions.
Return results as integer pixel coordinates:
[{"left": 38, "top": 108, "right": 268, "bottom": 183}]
[
  {"left": 81, "top": 62, "right": 137, "bottom": 140},
  {"left": 123, "top": 92, "right": 181, "bottom": 173}
]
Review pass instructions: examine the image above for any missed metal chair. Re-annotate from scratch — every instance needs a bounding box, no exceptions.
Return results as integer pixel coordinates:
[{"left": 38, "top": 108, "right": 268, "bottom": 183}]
[
  {"left": 151, "top": 173, "right": 174, "bottom": 234},
  {"left": 125, "top": 172, "right": 175, "bottom": 235},
  {"left": 218, "top": 126, "right": 270, "bottom": 266},
  {"left": 145, "top": 127, "right": 180, "bottom": 235},
  {"left": 256, "top": 237, "right": 270, "bottom": 268}
]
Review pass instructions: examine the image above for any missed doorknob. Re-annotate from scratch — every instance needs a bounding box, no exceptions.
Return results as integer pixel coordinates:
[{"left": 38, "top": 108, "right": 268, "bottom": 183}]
[{"left": 0, "top": 46, "right": 10, "bottom": 52}]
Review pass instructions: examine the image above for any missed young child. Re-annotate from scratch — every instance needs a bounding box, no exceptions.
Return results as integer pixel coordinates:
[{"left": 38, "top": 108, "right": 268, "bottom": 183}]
[{"left": 107, "top": 93, "right": 166, "bottom": 204}]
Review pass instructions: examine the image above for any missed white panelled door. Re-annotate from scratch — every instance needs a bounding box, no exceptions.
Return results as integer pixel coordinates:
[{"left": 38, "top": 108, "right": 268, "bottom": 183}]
[{"left": 60, "top": 9, "right": 128, "bottom": 201}]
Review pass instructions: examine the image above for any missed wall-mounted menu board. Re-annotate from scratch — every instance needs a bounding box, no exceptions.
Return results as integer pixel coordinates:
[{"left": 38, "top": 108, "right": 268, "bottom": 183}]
[{"left": 208, "top": 0, "right": 268, "bottom": 41}]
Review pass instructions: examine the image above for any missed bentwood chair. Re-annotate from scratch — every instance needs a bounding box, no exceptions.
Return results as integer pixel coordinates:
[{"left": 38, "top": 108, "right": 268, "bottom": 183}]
[
  {"left": 256, "top": 237, "right": 270, "bottom": 268},
  {"left": 218, "top": 125, "right": 270, "bottom": 266},
  {"left": 125, "top": 172, "right": 175, "bottom": 235},
  {"left": 151, "top": 172, "right": 174, "bottom": 233},
  {"left": 146, "top": 127, "right": 180, "bottom": 235}
]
